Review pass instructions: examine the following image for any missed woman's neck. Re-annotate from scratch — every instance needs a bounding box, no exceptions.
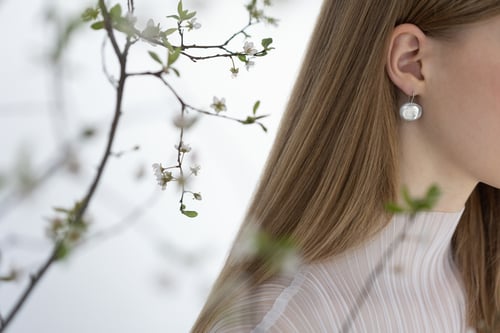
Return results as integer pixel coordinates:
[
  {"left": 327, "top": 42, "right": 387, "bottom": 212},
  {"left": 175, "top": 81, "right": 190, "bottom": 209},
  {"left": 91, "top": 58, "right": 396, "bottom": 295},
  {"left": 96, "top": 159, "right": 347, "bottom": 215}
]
[{"left": 397, "top": 121, "right": 477, "bottom": 212}]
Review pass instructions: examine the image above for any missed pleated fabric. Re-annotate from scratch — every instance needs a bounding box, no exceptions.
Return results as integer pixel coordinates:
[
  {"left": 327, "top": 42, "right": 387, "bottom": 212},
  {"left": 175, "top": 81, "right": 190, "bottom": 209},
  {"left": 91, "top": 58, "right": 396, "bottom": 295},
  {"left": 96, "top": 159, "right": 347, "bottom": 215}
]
[{"left": 210, "top": 210, "right": 470, "bottom": 332}]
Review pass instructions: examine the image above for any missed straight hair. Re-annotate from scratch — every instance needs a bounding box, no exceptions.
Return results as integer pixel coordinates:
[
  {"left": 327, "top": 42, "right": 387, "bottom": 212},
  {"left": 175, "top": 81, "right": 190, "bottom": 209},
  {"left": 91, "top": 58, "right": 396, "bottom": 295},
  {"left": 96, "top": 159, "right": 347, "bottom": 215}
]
[{"left": 192, "top": 1, "right": 500, "bottom": 331}]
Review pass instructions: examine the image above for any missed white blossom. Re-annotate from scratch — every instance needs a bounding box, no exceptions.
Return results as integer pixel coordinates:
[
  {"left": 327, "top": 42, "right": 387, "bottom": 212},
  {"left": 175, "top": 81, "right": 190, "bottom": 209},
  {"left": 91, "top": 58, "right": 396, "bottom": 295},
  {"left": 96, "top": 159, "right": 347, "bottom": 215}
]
[
  {"left": 210, "top": 97, "right": 227, "bottom": 113},
  {"left": 152, "top": 163, "right": 173, "bottom": 190},
  {"left": 243, "top": 41, "right": 258, "bottom": 55},
  {"left": 190, "top": 164, "right": 201, "bottom": 176},
  {"left": 230, "top": 67, "right": 239, "bottom": 78},
  {"left": 246, "top": 60, "right": 255, "bottom": 71},
  {"left": 152, "top": 163, "right": 163, "bottom": 177},
  {"left": 187, "top": 18, "right": 201, "bottom": 31},
  {"left": 175, "top": 141, "right": 192, "bottom": 153},
  {"left": 158, "top": 171, "right": 174, "bottom": 190},
  {"left": 126, "top": 13, "right": 138, "bottom": 25}
]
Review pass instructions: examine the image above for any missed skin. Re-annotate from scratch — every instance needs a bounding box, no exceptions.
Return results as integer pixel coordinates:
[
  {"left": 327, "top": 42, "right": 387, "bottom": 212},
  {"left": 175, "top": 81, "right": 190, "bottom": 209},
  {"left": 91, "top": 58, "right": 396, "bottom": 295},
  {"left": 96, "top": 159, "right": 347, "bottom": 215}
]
[{"left": 386, "top": 16, "right": 500, "bottom": 212}]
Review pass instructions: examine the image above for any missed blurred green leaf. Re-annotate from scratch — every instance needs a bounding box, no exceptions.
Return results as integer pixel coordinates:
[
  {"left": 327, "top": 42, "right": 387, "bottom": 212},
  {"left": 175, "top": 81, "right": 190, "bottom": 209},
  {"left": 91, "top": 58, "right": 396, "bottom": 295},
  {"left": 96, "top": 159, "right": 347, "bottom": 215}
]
[
  {"left": 142, "top": 19, "right": 161, "bottom": 39},
  {"left": 182, "top": 11, "right": 196, "bottom": 21},
  {"left": 253, "top": 100, "right": 260, "bottom": 115},
  {"left": 170, "top": 67, "right": 181, "bottom": 77},
  {"left": 80, "top": 126, "right": 97, "bottom": 139},
  {"left": 164, "top": 28, "right": 178, "bottom": 36},
  {"left": 91, "top": 21, "right": 104, "bottom": 30},
  {"left": 168, "top": 48, "right": 181, "bottom": 66},
  {"left": 81, "top": 7, "right": 100, "bottom": 22},
  {"left": 109, "top": 4, "right": 122, "bottom": 20},
  {"left": 384, "top": 202, "right": 405, "bottom": 214},
  {"left": 182, "top": 210, "right": 198, "bottom": 218},
  {"left": 53, "top": 207, "right": 70, "bottom": 213},
  {"left": 0, "top": 269, "right": 19, "bottom": 282},
  {"left": 177, "top": 0, "right": 184, "bottom": 17},
  {"left": 261, "top": 37, "right": 273, "bottom": 49},
  {"left": 402, "top": 186, "right": 414, "bottom": 208},
  {"left": 425, "top": 184, "right": 441, "bottom": 207},
  {"left": 389, "top": 184, "right": 442, "bottom": 214},
  {"left": 175, "top": 0, "right": 196, "bottom": 22},
  {"left": 167, "top": 14, "right": 180, "bottom": 20},
  {"left": 148, "top": 51, "right": 164, "bottom": 65},
  {"left": 54, "top": 242, "right": 70, "bottom": 261}
]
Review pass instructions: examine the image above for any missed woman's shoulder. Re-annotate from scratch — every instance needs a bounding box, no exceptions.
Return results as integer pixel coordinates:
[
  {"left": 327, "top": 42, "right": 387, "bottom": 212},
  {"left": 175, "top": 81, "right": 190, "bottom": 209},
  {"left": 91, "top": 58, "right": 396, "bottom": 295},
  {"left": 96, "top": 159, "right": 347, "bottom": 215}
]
[{"left": 208, "top": 265, "right": 341, "bottom": 332}]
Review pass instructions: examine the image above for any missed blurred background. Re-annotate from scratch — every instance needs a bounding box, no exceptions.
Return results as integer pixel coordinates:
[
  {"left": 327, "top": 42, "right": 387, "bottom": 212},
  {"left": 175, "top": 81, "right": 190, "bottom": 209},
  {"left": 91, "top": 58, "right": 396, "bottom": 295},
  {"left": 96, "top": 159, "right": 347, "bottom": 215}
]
[{"left": 0, "top": 0, "right": 321, "bottom": 331}]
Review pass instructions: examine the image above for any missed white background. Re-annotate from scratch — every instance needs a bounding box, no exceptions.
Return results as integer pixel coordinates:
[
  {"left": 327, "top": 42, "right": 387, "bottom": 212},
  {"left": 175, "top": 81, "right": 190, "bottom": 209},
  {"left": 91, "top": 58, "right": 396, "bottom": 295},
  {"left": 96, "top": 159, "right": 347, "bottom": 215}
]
[{"left": 0, "top": 0, "right": 322, "bottom": 332}]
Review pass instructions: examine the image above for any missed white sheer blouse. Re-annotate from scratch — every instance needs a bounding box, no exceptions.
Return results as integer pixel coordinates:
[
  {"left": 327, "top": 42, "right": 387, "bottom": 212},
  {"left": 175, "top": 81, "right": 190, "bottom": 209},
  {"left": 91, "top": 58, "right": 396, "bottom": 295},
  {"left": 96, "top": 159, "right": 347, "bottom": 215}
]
[{"left": 210, "top": 210, "right": 470, "bottom": 332}]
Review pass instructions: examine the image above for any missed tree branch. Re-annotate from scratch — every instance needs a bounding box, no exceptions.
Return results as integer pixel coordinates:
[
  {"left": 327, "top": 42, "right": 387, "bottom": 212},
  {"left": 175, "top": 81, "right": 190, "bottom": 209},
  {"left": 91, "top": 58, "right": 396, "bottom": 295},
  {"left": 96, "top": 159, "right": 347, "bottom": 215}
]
[
  {"left": 0, "top": 244, "right": 59, "bottom": 332},
  {"left": 0, "top": 2, "right": 132, "bottom": 331}
]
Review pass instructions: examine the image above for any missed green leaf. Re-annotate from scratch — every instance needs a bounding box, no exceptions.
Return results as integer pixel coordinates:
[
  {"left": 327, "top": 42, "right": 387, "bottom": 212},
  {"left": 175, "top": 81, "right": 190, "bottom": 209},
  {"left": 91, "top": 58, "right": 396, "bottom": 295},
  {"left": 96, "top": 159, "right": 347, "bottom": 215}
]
[
  {"left": 162, "top": 37, "right": 174, "bottom": 52},
  {"left": 148, "top": 51, "right": 164, "bottom": 65},
  {"left": 401, "top": 186, "right": 414, "bottom": 208},
  {"left": 182, "top": 210, "right": 198, "bottom": 218},
  {"left": 242, "top": 116, "right": 255, "bottom": 124},
  {"left": 177, "top": 0, "right": 184, "bottom": 18},
  {"left": 253, "top": 115, "right": 268, "bottom": 120},
  {"left": 261, "top": 38, "right": 273, "bottom": 49},
  {"left": 170, "top": 67, "right": 181, "bottom": 77},
  {"left": 0, "top": 269, "right": 19, "bottom": 282},
  {"left": 81, "top": 7, "right": 100, "bottom": 22},
  {"left": 167, "top": 14, "right": 180, "bottom": 20},
  {"left": 142, "top": 19, "right": 161, "bottom": 39},
  {"left": 253, "top": 100, "right": 260, "bottom": 115},
  {"left": 164, "top": 28, "right": 178, "bottom": 36},
  {"left": 54, "top": 242, "right": 71, "bottom": 261},
  {"left": 53, "top": 207, "right": 70, "bottom": 213},
  {"left": 114, "top": 18, "right": 136, "bottom": 37},
  {"left": 258, "top": 123, "right": 268, "bottom": 133},
  {"left": 109, "top": 4, "right": 122, "bottom": 20},
  {"left": 384, "top": 202, "right": 405, "bottom": 214},
  {"left": 183, "top": 11, "right": 196, "bottom": 21},
  {"left": 91, "top": 21, "right": 105, "bottom": 30},
  {"left": 168, "top": 48, "right": 182, "bottom": 66},
  {"left": 238, "top": 54, "right": 247, "bottom": 63},
  {"left": 425, "top": 184, "right": 441, "bottom": 208}
]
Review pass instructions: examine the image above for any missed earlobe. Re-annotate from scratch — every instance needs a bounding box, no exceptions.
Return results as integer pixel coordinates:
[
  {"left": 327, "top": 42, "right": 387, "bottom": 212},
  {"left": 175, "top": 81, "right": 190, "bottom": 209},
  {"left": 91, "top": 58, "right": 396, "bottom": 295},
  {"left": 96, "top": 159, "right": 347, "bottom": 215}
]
[{"left": 386, "top": 24, "right": 427, "bottom": 96}]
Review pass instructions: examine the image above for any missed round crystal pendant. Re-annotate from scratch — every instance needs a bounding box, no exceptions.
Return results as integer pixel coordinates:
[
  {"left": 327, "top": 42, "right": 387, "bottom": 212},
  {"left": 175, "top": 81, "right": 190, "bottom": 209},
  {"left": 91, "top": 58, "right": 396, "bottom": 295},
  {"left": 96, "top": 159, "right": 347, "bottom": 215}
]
[{"left": 399, "top": 102, "right": 422, "bottom": 121}]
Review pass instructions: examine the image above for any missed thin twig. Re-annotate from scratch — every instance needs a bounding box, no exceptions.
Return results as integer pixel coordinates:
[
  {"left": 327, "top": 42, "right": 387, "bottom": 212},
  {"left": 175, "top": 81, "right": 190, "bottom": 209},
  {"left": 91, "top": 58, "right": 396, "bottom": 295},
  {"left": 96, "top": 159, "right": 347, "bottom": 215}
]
[
  {"left": 134, "top": 19, "right": 260, "bottom": 64},
  {"left": 177, "top": 104, "right": 186, "bottom": 209},
  {"left": 126, "top": 70, "right": 268, "bottom": 129},
  {"left": 127, "top": 0, "right": 134, "bottom": 13},
  {"left": 0, "top": 244, "right": 59, "bottom": 332},
  {"left": 0, "top": 2, "right": 131, "bottom": 331},
  {"left": 75, "top": 0, "right": 130, "bottom": 222}
]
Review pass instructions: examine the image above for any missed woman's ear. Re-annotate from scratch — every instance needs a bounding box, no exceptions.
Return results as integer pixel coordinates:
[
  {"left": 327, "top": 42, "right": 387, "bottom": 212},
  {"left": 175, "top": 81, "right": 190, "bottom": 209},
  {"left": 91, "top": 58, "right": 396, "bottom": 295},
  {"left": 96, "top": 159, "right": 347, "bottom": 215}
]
[{"left": 386, "top": 23, "right": 428, "bottom": 96}]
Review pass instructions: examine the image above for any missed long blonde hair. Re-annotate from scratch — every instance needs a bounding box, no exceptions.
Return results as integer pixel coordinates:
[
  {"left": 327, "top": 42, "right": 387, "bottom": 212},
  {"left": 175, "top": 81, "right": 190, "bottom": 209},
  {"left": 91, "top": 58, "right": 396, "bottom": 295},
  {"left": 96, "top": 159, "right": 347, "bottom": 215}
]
[{"left": 193, "top": 1, "right": 500, "bottom": 331}]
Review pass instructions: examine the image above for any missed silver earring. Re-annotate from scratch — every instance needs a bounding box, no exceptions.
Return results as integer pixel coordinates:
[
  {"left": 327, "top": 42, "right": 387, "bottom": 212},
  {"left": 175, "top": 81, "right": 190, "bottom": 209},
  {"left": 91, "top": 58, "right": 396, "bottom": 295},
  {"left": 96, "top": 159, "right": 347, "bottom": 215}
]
[{"left": 399, "top": 92, "right": 422, "bottom": 121}]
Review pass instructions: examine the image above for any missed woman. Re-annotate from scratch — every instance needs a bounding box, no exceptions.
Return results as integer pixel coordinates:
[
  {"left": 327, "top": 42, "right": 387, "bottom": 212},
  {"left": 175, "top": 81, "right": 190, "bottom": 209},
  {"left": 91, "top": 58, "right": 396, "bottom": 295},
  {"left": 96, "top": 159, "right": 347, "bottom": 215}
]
[{"left": 193, "top": 0, "right": 500, "bottom": 332}]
